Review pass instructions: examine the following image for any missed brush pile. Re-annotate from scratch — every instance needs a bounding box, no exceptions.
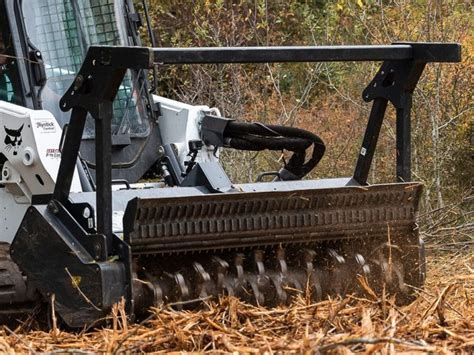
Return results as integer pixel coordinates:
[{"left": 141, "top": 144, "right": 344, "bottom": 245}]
[{"left": 0, "top": 249, "right": 471, "bottom": 354}]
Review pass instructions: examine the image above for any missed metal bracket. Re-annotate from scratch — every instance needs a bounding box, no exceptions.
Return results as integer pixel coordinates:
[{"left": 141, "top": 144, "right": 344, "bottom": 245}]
[
  {"left": 47, "top": 199, "right": 106, "bottom": 261},
  {"left": 181, "top": 162, "right": 236, "bottom": 193},
  {"left": 201, "top": 115, "right": 234, "bottom": 147},
  {"left": 362, "top": 60, "right": 425, "bottom": 109},
  {"left": 354, "top": 59, "right": 426, "bottom": 184}
]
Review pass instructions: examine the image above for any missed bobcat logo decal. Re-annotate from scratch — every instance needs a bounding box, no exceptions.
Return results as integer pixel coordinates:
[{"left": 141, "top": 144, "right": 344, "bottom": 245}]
[{"left": 4, "top": 124, "right": 24, "bottom": 156}]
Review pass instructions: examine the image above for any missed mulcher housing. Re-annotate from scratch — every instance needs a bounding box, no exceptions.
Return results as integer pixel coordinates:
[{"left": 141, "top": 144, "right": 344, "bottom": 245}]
[{"left": 10, "top": 43, "right": 461, "bottom": 327}]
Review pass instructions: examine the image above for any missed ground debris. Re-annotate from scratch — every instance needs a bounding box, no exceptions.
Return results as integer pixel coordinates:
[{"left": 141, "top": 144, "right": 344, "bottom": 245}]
[{"left": 1, "top": 252, "right": 472, "bottom": 354}]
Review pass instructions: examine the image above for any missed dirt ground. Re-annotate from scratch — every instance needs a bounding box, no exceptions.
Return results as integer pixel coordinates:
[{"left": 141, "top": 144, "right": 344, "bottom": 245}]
[{"left": 0, "top": 247, "right": 472, "bottom": 354}]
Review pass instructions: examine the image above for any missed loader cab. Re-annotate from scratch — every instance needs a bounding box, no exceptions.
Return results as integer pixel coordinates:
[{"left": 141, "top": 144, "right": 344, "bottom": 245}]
[{"left": 1, "top": 0, "right": 160, "bottom": 183}]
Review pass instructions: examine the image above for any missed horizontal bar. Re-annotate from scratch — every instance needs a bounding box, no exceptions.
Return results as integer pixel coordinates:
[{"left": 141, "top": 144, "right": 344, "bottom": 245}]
[
  {"left": 92, "top": 43, "right": 461, "bottom": 69},
  {"left": 152, "top": 45, "right": 414, "bottom": 64},
  {"left": 151, "top": 43, "right": 461, "bottom": 65},
  {"left": 407, "top": 42, "right": 461, "bottom": 62}
]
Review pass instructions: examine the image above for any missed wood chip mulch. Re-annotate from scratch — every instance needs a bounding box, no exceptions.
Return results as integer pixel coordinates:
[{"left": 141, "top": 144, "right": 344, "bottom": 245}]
[{"left": 0, "top": 251, "right": 472, "bottom": 354}]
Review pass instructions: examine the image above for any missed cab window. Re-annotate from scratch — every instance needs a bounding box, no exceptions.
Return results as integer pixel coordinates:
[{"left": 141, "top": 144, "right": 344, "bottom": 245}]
[
  {"left": 22, "top": 0, "right": 150, "bottom": 138},
  {"left": 0, "top": 3, "right": 23, "bottom": 106},
  {"left": 0, "top": 58, "right": 23, "bottom": 105},
  {"left": 0, "top": 69, "right": 17, "bottom": 103}
]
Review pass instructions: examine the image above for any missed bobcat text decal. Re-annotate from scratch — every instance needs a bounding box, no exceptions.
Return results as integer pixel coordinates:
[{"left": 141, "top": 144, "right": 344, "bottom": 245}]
[{"left": 4, "top": 124, "right": 24, "bottom": 156}]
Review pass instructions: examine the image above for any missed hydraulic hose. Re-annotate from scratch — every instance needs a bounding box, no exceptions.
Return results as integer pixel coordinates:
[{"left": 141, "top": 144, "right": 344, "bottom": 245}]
[{"left": 223, "top": 121, "right": 325, "bottom": 179}]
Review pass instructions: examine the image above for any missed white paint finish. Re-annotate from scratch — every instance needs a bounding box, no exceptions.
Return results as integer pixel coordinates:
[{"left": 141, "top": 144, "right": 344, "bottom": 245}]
[
  {"left": 153, "top": 95, "right": 220, "bottom": 170},
  {"left": 0, "top": 100, "right": 83, "bottom": 242},
  {"left": 0, "top": 95, "right": 222, "bottom": 242},
  {"left": 0, "top": 100, "right": 81, "bottom": 202}
]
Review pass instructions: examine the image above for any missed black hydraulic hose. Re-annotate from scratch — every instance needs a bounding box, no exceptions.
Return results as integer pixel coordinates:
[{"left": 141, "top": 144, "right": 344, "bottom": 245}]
[
  {"left": 223, "top": 121, "right": 325, "bottom": 179},
  {"left": 229, "top": 135, "right": 312, "bottom": 151}
]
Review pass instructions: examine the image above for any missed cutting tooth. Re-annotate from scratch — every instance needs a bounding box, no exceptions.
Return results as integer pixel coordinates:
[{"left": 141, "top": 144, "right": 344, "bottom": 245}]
[
  {"left": 269, "top": 272, "right": 287, "bottom": 305},
  {"left": 276, "top": 248, "right": 288, "bottom": 274},
  {"left": 302, "top": 249, "right": 323, "bottom": 301},
  {"left": 234, "top": 250, "right": 268, "bottom": 306},
  {"left": 149, "top": 279, "right": 164, "bottom": 306},
  {"left": 267, "top": 247, "right": 290, "bottom": 305},
  {"left": 328, "top": 248, "right": 346, "bottom": 295},
  {"left": 211, "top": 256, "right": 229, "bottom": 293},
  {"left": 253, "top": 250, "right": 265, "bottom": 276},
  {"left": 249, "top": 250, "right": 271, "bottom": 306},
  {"left": 234, "top": 254, "right": 245, "bottom": 282},
  {"left": 246, "top": 274, "right": 265, "bottom": 306},
  {"left": 355, "top": 253, "right": 371, "bottom": 277},
  {"left": 232, "top": 253, "right": 252, "bottom": 303},
  {"left": 275, "top": 247, "right": 305, "bottom": 297},
  {"left": 192, "top": 262, "right": 212, "bottom": 299},
  {"left": 174, "top": 272, "right": 190, "bottom": 309},
  {"left": 303, "top": 249, "right": 317, "bottom": 273},
  {"left": 328, "top": 248, "right": 345, "bottom": 264}
]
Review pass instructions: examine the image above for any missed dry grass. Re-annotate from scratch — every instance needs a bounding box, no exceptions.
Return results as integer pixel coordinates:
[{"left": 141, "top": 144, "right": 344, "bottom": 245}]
[{"left": 0, "top": 249, "right": 472, "bottom": 354}]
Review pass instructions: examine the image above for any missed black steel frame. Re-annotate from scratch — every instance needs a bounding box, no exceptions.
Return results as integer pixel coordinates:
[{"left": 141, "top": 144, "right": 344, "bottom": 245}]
[{"left": 54, "top": 43, "right": 461, "bottom": 247}]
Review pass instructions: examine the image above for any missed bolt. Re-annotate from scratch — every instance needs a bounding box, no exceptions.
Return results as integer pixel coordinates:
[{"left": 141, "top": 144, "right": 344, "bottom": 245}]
[
  {"left": 94, "top": 244, "right": 102, "bottom": 259},
  {"left": 82, "top": 207, "right": 91, "bottom": 219},
  {"left": 157, "top": 146, "right": 165, "bottom": 156},
  {"left": 73, "top": 75, "right": 85, "bottom": 91},
  {"left": 48, "top": 201, "right": 59, "bottom": 214}
]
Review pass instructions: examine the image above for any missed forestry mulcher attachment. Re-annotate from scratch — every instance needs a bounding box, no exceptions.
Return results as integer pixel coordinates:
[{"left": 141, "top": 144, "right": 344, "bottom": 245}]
[{"left": 0, "top": 0, "right": 460, "bottom": 327}]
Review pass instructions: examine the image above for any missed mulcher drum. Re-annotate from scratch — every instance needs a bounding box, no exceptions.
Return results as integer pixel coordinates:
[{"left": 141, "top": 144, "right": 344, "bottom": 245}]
[{"left": 126, "top": 182, "right": 424, "bottom": 308}]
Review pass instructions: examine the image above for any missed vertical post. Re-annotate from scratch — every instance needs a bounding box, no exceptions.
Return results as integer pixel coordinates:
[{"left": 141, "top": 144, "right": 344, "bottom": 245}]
[
  {"left": 53, "top": 107, "right": 88, "bottom": 203},
  {"left": 396, "top": 95, "right": 412, "bottom": 182},
  {"left": 95, "top": 101, "right": 113, "bottom": 247},
  {"left": 353, "top": 98, "right": 388, "bottom": 185}
]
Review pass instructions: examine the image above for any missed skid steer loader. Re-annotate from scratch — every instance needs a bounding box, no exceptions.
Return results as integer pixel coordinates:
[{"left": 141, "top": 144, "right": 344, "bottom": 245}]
[{"left": 0, "top": 0, "right": 461, "bottom": 327}]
